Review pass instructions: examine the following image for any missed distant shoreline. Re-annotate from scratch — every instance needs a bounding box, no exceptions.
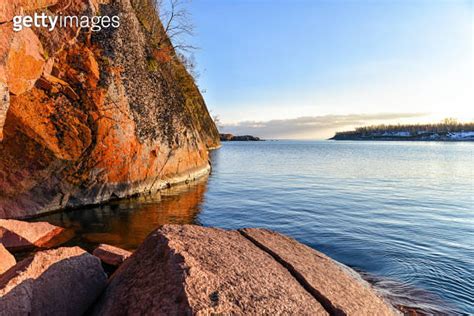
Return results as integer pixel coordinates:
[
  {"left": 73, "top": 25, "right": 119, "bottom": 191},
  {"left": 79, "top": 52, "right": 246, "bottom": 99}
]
[
  {"left": 330, "top": 135, "right": 474, "bottom": 142},
  {"left": 331, "top": 121, "right": 474, "bottom": 142}
]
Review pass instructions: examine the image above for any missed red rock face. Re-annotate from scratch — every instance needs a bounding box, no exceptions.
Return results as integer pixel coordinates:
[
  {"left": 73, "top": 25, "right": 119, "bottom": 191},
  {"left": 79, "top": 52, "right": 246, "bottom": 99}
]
[
  {"left": 0, "top": 0, "right": 220, "bottom": 218},
  {"left": 6, "top": 28, "right": 45, "bottom": 96},
  {"left": 0, "top": 0, "right": 59, "bottom": 23},
  {"left": 0, "top": 81, "right": 8, "bottom": 140}
]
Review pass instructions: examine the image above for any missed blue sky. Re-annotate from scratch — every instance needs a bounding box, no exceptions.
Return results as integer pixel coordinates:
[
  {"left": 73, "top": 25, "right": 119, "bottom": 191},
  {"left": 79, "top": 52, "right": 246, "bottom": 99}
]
[{"left": 185, "top": 0, "right": 473, "bottom": 139}]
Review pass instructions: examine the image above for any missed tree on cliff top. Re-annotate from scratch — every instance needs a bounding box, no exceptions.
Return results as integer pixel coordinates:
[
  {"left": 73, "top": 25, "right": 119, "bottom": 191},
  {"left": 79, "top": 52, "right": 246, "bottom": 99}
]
[
  {"left": 133, "top": 0, "right": 201, "bottom": 83},
  {"left": 156, "top": 0, "right": 196, "bottom": 53}
]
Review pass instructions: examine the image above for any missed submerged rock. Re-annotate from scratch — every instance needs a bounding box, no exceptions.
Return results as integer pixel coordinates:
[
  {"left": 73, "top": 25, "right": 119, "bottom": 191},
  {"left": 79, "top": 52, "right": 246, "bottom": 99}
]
[
  {"left": 0, "top": 247, "right": 107, "bottom": 315},
  {"left": 0, "top": 244, "right": 15, "bottom": 275},
  {"left": 92, "top": 225, "right": 397, "bottom": 315},
  {"left": 0, "top": 0, "right": 220, "bottom": 219},
  {"left": 93, "top": 243, "right": 132, "bottom": 267},
  {"left": 0, "top": 219, "right": 66, "bottom": 251}
]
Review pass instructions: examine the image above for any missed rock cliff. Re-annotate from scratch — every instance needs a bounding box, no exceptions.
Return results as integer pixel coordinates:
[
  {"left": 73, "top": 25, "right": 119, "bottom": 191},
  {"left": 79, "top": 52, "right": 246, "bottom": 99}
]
[{"left": 0, "top": 0, "right": 220, "bottom": 218}]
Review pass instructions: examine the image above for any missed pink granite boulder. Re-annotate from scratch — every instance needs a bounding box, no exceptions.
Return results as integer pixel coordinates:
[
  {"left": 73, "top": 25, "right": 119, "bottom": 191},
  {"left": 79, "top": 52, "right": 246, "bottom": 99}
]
[
  {"left": 0, "top": 247, "right": 107, "bottom": 315},
  {"left": 240, "top": 228, "right": 398, "bottom": 315},
  {"left": 0, "top": 219, "right": 69, "bottom": 251},
  {"left": 93, "top": 244, "right": 132, "bottom": 267},
  {"left": 92, "top": 225, "right": 398, "bottom": 315},
  {"left": 92, "top": 225, "right": 328, "bottom": 315}
]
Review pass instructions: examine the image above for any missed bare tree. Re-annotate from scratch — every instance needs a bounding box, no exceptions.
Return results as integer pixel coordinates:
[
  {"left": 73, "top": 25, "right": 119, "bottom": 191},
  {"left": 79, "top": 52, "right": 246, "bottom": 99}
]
[{"left": 153, "top": 0, "right": 197, "bottom": 53}]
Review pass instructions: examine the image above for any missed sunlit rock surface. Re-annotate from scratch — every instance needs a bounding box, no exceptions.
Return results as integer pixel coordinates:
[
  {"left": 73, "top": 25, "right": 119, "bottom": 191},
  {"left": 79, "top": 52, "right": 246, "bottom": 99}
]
[
  {"left": 0, "top": 247, "right": 106, "bottom": 315},
  {"left": 92, "top": 225, "right": 398, "bottom": 315},
  {"left": 240, "top": 228, "right": 398, "bottom": 315},
  {"left": 0, "top": 0, "right": 219, "bottom": 218},
  {"left": 0, "top": 219, "right": 66, "bottom": 251},
  {"left": 0, "top": 244, "right": 15, "bottom": 275},
  {"left": 0, "top": 0, "right": 59, "bottom": 23}
]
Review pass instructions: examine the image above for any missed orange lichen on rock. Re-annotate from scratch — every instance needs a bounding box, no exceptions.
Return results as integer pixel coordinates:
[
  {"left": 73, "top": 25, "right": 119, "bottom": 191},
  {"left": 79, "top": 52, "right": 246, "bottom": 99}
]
[
  {"left": 0, "top": 0, "right": 220, "bottom": 219},
  {"left": 6, "top": 28, "right": 45, "bottom": 96},
  {"left": 8, "top": 89, "right": 92, "bottom": 160},
  {"left": 0, "top": 0, "right": 59, "bottom": 23}
]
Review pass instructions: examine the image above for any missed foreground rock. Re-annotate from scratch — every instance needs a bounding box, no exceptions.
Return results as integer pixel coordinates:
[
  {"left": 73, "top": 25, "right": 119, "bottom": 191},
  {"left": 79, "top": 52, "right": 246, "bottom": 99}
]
[
  {"left": 92, "top": 225, "right": 396, "bottom": 315},
  {"left": 240, "top": 228, "right": 396, "bottom": 315},
  {"left": 0, "top": 0, "right": 220, "bottom": 219},
  {"left": 0, "top": 244, "right": 15, "bottom": 274},
  {"left": 0, "top": 219, "right": 66, "bottom": 251},
  {"left": 93, "top": 225, "right": 328, "bottom": 315},
  {"left": 93, "top": 244, "right": 132, "bottom": 267},
  {"left": 0, "top": 247, "right": 107, "bottom": 315}
]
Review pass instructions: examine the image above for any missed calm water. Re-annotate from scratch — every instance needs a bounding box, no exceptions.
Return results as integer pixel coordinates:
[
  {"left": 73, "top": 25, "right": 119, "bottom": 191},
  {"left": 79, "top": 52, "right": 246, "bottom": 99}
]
[{"left": 36, "top": 141, "right": 473, "bottom": 314}]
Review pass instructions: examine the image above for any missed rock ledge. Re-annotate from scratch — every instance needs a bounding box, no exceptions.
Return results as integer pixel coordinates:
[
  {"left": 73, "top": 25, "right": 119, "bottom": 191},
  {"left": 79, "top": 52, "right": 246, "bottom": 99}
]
[{"left": 92, "top": 225, "right": 398, "bottom": 315}]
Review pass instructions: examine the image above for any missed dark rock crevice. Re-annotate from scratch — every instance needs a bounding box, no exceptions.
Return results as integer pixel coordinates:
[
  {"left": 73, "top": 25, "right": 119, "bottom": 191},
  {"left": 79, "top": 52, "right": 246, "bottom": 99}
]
[{"left": 238, "top": 229, "right": 346, "bottom": 316}]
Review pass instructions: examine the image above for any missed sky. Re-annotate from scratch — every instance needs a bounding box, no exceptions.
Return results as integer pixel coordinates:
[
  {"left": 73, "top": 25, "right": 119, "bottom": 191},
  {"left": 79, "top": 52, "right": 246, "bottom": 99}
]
[{"left": 184, "top": 0, "right": 473, "bottom": 139}]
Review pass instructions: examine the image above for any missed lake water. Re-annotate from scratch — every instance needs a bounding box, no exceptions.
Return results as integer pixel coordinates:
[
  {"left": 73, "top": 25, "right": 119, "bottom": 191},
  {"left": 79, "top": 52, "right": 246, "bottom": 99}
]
[{"left": 35, "top": 141, "right": 473, "bottom": 314}]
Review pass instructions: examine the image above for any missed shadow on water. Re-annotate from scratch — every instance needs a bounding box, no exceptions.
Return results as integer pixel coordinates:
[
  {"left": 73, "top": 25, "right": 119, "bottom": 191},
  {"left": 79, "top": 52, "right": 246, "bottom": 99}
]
[{"left": 32, "top": 177, "right": 209, "bottom": 252}]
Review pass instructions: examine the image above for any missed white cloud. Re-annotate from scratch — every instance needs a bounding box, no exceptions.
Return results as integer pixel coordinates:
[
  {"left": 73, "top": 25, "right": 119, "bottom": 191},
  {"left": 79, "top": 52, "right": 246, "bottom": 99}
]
[{"left": 221, "top": 112, "right": 430, "bottom": 139}]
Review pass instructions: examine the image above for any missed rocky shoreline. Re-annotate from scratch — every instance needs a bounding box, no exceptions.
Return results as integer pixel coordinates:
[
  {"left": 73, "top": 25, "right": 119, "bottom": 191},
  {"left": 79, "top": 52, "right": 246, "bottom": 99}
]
[{"left": 0, "top": 220, "right": 399, "bottom": 315}]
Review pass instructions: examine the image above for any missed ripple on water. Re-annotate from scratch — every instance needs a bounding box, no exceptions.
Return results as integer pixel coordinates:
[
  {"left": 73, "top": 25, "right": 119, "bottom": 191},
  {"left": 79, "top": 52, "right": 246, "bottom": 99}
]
[{"left": 34, "top": 141, "right": 474, "bottom": 314}]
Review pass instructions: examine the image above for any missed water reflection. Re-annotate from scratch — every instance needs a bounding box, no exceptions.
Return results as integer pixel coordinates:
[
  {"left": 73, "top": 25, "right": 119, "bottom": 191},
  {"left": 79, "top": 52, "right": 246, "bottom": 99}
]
[
  {"left": 31, "top": 141, "right": 473, "bottom": 314},
  {"left": 34, "top": 177, "right": 209, "bottom": 251}
]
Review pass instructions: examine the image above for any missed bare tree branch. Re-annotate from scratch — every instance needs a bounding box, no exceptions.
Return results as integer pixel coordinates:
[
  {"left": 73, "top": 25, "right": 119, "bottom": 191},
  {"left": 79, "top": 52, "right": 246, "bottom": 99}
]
[{"left": 158, "top": 0, "right": 195, "bottom": 52}]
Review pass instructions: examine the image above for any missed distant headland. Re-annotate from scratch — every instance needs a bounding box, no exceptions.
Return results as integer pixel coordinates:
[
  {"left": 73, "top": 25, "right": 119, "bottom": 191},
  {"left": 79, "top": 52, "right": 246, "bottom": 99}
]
[
  {"left": 331, "top": 119, "right": 474, "bottom": 141},
  {"left": 220, "top": 134, "right": 262, "bottom": 141}
]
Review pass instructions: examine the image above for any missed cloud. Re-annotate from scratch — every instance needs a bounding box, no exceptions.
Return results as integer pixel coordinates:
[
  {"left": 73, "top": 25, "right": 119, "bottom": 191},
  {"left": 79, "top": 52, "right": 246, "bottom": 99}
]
[{"left": 220, "top": 112, "right": 428, "bottom": 139}]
